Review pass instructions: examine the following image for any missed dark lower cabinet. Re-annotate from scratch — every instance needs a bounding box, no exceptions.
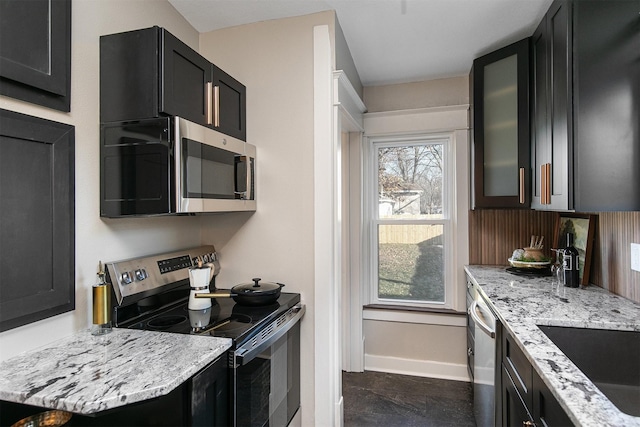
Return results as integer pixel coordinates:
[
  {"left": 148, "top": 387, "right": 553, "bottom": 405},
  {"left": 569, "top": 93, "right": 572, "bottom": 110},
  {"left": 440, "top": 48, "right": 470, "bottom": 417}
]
[
  {"left": 502, "top": 366, "right": 533, "bottom": 427},
  {"left": 0, "top": 109, "right": 75, "bottom": 332},
  {"left": 500, "top": 328, "right": 574, "bottom": 426},
  {"left": 0, "top": 355, "right": 229, "bottom": 427},
  {"left": 0, "top": 0, "right": 71, "bottom": 111},
  {"left": 533, "top": 369, "right": 574, "bottom": 427},
  {"left": 100, "top": 26, "right": 247, "bottom": 141}
]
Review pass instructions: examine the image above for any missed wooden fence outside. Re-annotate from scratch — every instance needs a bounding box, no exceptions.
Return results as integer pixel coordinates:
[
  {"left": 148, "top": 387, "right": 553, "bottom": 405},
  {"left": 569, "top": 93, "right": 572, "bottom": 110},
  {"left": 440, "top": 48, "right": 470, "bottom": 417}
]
[{"left": 379, "top": 224, "right": 443, "bottom": 245}]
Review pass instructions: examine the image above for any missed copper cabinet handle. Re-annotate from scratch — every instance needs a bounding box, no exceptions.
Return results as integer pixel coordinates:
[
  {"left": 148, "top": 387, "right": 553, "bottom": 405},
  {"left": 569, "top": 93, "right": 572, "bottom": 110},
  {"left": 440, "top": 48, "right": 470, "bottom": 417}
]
[
  {"left": 519, "top": 167, "right": 525, "bottom": 204},
  {"left": 540, "top": 163, "right": 547, "bottom": 205},
  {"left": 546, "top": 163, "right": 552, "bottom": 204},
  {"left": 541, "top": 163, "right": 552, "bottom": 204},
  {"left": 213, "top": 85, "right": 220, "bottom": 128},
  {"left": 206, "top": 82, "right": 213, "bottom": 125}
]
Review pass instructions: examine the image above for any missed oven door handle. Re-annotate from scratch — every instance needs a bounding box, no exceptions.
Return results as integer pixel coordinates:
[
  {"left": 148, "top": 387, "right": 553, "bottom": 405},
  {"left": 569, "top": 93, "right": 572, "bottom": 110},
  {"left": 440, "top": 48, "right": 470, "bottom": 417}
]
[
  {"left": 468, "top": 300, "right": 495, "bottom": 339},
  {"left": 235, "top": 304, "right": 305, "bottom": 366}
]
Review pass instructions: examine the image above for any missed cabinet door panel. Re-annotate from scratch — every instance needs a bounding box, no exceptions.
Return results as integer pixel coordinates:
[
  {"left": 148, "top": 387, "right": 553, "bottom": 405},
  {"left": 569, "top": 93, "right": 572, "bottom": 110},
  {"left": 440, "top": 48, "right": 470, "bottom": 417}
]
[
  {"left": 0, "top": 0, "right": 71, "bottom": 111},
  {"left": 161, "top": 29, "right": 212, "bottom": 127},
  {"left": 213, "top": 65, "right": 247, "bottom": 141},
  {"left": 472, "top": 38, "right": 530, "bottom": 208},
  {"left": 573, "top": 0, "right": 640, "bottom": 211},
  {"left": 530, "top": 0, "right": 572, "bottom": 211},
  {"left": 0, "top": 109, "right": 75, "bottom": 332},
  {"left": 533, "top": 370, "right": 573, "bottom": 427},
  {"left": 531, "top": 19, "right": 548, "bottom": 209},
  {"left": 502, "top": 365, "right": 533, "bottom": 427},
  {"left": 503, "top": 330, "right": 533, "bottom": 409},
  {"left": 549, "top": 1, "right": 572, "bottom": 209}
]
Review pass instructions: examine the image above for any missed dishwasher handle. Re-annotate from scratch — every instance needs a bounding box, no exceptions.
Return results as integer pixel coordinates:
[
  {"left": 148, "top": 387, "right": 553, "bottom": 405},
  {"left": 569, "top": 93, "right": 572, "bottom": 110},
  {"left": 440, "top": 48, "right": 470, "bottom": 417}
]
[{"left": 468, "top": 300, "right": 496, "bottom": 339}]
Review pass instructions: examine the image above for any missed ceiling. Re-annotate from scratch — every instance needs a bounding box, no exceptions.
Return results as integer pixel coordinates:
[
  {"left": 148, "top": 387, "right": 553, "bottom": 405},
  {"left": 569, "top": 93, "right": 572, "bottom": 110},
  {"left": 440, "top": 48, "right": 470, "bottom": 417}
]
[{"left": 168, "top": 0, "right": 553, "bottom": 87}]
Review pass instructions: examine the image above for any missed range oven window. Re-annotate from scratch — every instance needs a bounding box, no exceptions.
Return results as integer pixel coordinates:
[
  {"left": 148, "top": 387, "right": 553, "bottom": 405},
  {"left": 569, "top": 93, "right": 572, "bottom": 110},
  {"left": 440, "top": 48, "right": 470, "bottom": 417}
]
[{"left": 183, "top": 138, "right": 246, "bottom": 199}]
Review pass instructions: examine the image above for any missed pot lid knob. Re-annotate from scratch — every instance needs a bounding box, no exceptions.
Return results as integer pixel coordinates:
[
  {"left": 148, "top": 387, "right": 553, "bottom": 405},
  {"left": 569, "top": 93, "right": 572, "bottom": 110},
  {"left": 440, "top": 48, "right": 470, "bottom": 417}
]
[{"left": 252, "top": 278, "right": 261, "bottom": 287}]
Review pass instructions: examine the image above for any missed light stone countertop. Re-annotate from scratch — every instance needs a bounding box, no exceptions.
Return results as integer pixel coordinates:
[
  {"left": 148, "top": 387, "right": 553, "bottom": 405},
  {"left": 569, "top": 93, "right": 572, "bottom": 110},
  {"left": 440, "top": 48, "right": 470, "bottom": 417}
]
[
  {"left": 0, "top": 329, "right": 231, "bottom": 415},
  {"left": 465, "top": 265, "right": 640, "bottom": 427}
]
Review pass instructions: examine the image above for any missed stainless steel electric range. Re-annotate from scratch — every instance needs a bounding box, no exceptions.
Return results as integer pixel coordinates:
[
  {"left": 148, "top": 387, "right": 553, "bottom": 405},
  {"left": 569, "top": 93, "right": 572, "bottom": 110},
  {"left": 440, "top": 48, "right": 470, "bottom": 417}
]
[{"left": 105, "top": 246, "right": 304, "bottom": 427}]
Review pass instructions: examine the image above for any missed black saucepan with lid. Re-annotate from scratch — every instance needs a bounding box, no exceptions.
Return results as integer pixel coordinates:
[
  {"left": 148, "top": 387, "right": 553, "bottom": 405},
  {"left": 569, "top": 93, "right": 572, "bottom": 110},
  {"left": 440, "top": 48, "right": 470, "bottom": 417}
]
[{"left": 195, "top": 278, "right": 284, "bottom": 306}]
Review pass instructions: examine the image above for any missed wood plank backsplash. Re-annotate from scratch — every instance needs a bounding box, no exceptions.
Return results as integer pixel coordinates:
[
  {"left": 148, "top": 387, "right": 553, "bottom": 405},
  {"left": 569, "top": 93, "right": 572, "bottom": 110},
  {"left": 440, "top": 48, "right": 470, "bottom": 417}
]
[{"left": 469, "top": 209, "right": 640, "bottom": 303}]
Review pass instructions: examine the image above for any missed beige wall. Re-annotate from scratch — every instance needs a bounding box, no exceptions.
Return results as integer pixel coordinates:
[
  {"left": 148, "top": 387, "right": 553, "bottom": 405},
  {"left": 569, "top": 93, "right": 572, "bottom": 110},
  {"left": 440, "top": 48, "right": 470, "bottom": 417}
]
[
  {"left": 364, "top": 320, "right": 467, "bottom": 370},
  {"left": 362, "top": 76, "right": 470, "bottom": 381},
  {"left": 198, "top": 11, "right": 336, "bottom": 426},
  {"left": 364, "top": 75, "right": 469, "bottom": 112},
  {"left": 0, "top": 1, "right": 207, "bottom": 361}
]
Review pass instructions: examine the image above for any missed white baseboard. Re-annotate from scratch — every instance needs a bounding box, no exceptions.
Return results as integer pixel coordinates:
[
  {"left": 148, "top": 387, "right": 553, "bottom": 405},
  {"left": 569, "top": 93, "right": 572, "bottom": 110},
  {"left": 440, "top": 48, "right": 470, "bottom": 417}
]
[
  {"left": 335, "top": 395, "right": 344, "bottom": 427},
  {"left": 364, "top": 354, "right": 471, "bottom": 382}
]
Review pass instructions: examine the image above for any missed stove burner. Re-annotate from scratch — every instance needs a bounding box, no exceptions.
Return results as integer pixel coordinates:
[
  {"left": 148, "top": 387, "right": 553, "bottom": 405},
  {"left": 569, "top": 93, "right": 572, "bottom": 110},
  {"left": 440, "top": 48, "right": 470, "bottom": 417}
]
[{"left": 147, "top": 314, "right": 187, "bottom": 330}]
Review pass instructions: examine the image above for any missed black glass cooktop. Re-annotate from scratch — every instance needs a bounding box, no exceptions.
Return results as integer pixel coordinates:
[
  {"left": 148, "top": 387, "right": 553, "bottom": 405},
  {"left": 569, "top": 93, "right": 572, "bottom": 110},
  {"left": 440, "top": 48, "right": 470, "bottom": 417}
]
[{"left": 119, "top": 291, "right": 300, "bottom": 347}]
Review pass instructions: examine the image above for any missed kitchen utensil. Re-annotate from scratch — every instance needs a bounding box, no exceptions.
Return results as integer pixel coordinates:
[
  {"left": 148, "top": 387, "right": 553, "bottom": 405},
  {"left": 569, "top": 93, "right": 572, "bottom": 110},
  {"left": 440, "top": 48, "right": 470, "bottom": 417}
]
[
  {"left": 195, "top": 278, "right": 284, "bottom": 306},
  {"left": 188, "top": 262, "right": 214, "bottom": 310}
]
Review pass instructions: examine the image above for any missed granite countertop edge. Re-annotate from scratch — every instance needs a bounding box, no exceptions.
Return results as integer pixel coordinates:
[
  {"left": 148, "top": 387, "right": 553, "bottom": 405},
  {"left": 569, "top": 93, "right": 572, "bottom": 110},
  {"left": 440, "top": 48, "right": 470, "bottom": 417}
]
[
  {"left": 0, "top": 329, "right": 232, "bottom": 415},
  {"left": 465, "top": 265, "right": 640, "bottom": 427}
]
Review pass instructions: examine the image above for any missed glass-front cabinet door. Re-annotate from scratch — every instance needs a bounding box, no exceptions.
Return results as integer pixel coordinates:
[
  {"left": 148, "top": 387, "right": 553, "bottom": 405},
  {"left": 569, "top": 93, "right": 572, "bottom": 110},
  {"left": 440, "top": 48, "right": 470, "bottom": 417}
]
[{"left": 471, "top": 38, "right": 530, "bottom": 208}]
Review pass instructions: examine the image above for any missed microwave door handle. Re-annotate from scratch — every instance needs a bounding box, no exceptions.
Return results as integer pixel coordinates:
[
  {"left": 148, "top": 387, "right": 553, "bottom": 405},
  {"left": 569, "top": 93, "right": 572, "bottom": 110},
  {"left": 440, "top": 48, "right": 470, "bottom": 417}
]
[
  {"left": 233, "top": 156, "right": 251, "bottom": 200},
  {"left": 246, "top": 156, "right": 253, "bottom": 200}
]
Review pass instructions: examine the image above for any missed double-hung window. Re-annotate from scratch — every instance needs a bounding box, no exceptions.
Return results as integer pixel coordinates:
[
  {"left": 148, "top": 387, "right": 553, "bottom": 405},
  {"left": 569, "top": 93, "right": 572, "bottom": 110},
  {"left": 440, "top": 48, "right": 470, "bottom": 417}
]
[{"left": 368, "top": 134, "right": 452, "bottom": 308}]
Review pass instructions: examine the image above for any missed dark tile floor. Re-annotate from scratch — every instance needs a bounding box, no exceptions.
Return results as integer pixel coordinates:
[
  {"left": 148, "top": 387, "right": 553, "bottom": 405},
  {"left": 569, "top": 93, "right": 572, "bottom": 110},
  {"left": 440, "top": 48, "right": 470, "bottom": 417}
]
[{"left": 343, "top": 370, "right": 476, "bottom": 427}]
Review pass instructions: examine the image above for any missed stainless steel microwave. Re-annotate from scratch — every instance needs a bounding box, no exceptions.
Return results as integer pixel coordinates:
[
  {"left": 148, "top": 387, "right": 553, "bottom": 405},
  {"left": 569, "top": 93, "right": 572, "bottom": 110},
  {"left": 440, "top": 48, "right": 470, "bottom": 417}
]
[{"left": 100, "top": 117, "right": 255, "bottom": 217}]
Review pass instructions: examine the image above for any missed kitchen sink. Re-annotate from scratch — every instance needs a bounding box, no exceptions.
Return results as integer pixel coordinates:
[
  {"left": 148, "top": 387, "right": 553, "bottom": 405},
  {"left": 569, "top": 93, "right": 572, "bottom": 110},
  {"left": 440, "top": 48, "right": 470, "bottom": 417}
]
[{"left": 538, "top": 325, "right": 640, "bottom": 417}]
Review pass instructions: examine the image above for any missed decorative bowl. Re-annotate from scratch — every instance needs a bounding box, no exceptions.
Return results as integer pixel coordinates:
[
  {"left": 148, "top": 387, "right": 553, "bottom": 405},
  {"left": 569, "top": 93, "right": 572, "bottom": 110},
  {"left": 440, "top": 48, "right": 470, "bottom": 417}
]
[{"left": 508, "top": 258, "right": 552, "bottom": 269}]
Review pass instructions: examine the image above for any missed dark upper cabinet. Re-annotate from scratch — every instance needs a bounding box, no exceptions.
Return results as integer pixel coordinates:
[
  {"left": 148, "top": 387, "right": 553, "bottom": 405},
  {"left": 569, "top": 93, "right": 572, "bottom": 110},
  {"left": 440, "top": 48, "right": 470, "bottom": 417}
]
[
  {"left": 100, "top": 26, "right": 247, "bottom": 140},
  {"left": 531, "top": 0, "right": 573, "bottom": 211},
  {"left": 572, "top": 0, "right": 640, "bottom": 211},
  {"left": 0, "top": 0, "right": 71, "bottom": 112},
  {"left": 531, "top": 0, "right": 639, "bottom": 212},
  {"left": 0, "top": 109, "right": 75, "bottom": 332},
  {"left": 161, "top": 28, "right": 213, "bottom": 126},
  {"left": 213, "top": 65, "right": 247, "bottom": 141},
  {"left": 471, "top": 38, "right": 531, "bottom": 209}
]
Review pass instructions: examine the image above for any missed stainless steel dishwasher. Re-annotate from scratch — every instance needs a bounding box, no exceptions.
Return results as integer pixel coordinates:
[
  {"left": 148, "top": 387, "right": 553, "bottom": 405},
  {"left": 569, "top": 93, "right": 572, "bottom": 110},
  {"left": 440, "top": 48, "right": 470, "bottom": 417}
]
[{"left": 466, "top": 277, "right": 498, "bottom": 427}]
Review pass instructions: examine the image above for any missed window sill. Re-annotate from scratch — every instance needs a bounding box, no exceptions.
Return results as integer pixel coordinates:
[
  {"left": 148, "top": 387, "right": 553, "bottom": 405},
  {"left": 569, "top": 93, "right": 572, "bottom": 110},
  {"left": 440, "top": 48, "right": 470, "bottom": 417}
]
[{"left": 363, "top": 304, "right": 467, "bottom": 327}]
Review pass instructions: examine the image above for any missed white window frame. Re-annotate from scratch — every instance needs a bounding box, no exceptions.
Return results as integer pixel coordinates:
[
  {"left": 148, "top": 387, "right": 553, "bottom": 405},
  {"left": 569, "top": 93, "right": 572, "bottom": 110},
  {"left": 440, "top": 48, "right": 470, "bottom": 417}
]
[{"left": 366, "top": 133, "right": 455, "bottom": 309}]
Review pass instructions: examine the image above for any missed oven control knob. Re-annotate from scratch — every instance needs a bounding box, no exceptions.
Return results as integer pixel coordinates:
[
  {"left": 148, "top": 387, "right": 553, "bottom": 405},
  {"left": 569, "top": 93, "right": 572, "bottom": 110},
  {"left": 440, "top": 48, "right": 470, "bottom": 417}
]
[
  {"left": 202, "top": 254, "right": 210, "bottom": 263},
  {"left": 121, "top": 271, "right": 133, "bottom": 285},
  {"left": 135, "top": 269, "right": 148, "bottom": 281}
]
